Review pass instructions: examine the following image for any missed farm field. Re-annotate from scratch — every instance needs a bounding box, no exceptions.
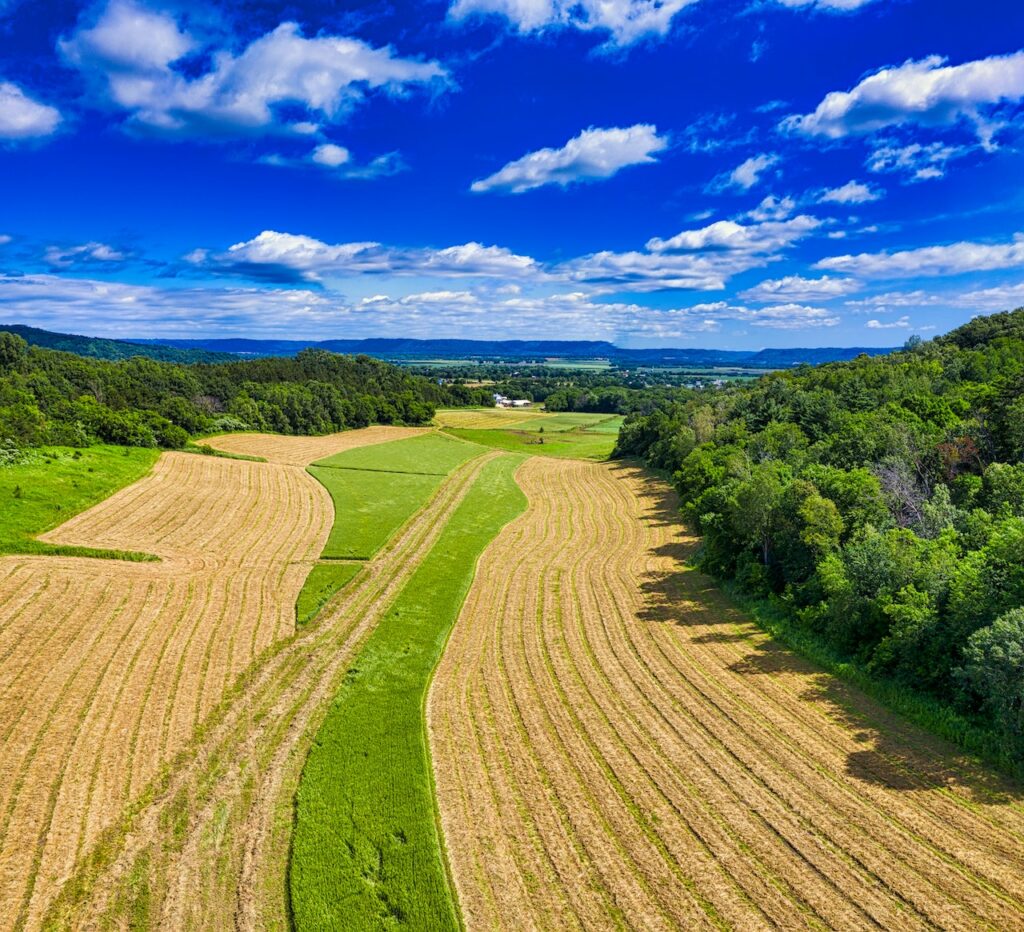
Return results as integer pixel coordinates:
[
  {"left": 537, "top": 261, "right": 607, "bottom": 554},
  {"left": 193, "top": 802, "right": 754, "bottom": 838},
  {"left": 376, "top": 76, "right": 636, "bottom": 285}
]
[
  {"left": 36, "top": 432, "right": 499, "bottom": 930},
  {"left": 291, "top": 453, "right": 526, "bottom": 929},
  {"left": 445, "top": 425, "right": 618, "bottom": 460},
  {"left": 204, "top": 425, "right": 425, "bottom": 465},
  {"left": 0, "top": 447, "right": 335, "bottom": 929},
  {"left": 429, "top": 458, "right": 1024, "bottom": 929},
  {"left": 434, "top": 407, "right": 552, "bottom": 430}
]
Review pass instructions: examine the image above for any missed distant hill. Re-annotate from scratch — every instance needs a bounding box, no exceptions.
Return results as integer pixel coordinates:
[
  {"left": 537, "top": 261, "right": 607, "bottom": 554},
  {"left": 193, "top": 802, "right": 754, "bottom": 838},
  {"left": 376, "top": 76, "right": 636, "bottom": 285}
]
[
  {"left": 2, "top": 324, "right": 237, "bottom": 364},
  {"left": 144, "top": 336, "right": 898, "bottom": 368}
]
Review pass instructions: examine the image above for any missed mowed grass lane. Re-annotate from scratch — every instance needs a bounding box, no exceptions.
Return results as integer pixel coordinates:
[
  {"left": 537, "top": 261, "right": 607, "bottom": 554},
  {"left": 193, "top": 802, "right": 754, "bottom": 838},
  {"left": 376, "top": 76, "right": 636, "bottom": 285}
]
[{"left": 290, "top": 454, "right": 527, "bottom": 931}]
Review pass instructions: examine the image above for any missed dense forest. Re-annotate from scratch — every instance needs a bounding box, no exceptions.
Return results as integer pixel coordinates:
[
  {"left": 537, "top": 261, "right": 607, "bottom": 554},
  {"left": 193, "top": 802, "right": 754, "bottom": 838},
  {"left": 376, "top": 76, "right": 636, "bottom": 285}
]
[
  {"left": 1, "top": 323, "right": 237, "bottom": 363},
  {"left": 0, "top": 331, "right": 493, "bottom": 452},
  {"left": 615, "top": 308, "right": 1024, "bottom": 765}
]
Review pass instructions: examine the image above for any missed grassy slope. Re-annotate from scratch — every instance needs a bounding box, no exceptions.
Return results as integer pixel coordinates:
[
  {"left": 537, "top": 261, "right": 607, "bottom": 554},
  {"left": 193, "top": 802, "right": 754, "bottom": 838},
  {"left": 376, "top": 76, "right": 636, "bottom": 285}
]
[
  {"left": 444, "top": 425, "right": 616, "bottom": 461},
  {"left": 290, "top": 454, "right": 527, "bottom": 931},
  {"left": 0, "top": 446, "right": 159, "bottom": 559}
]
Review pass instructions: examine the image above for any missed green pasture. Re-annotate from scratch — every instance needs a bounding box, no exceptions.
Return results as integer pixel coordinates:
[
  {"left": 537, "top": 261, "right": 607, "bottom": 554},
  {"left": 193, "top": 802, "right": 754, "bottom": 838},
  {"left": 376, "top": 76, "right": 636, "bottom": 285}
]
[
  {"left": 313, "top": 432, "right": 479, "bottom": 475},
  {"left": 443, "top": 425, "right": 617, "bottom": 461},
  {"left": 296, "top": 562, "right": 363, "bottom": 626},
  {"left": 0, "top": 445, "right": 159, "bottom": 560}
]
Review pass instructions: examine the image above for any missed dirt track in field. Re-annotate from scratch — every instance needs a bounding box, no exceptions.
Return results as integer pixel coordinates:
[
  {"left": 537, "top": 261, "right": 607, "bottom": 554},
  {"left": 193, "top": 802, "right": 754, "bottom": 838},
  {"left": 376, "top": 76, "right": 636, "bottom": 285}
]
[
  {"left": 205, "top": 425, "right": 425, "bottom": 465},
  {"left": 0, "top": 449, "right": 335, "bottom": 930},
  {"left": 429, "top": 458, "right": 1024, "bottom": 931},
  {"left": 38, "top": 445, "right": 498, "bottom": 931}
]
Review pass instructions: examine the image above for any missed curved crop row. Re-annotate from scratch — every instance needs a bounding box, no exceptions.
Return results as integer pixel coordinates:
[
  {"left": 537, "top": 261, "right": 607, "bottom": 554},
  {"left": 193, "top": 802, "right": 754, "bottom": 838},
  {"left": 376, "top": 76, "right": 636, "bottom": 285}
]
[{"left": 429, "top": 458, "right": 1024, "bottom": 930}]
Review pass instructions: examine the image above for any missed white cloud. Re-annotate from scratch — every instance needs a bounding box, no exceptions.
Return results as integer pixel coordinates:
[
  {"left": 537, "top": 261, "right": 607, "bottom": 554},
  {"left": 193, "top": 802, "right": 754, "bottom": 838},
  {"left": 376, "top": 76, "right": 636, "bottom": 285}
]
[
  {"left": 741, "top": 274, "right": 860, "bottom": 303},
  {"left": 44, "top": 242, "right": 127, "bottom": 267},
  {"left": 958, "top": 282, "right": 1024, "bottom": 309},
  {"left": 470, "top": 124, "right": 667, "bottom": 194},
  {"left": 448, "top": 0, "right": 699, "bottom": 48},
  {"left": 746, "top": 195, "right": 795, "bottom": 222},
  {"left": 741, "top": 303, "right": 840, "bottom": 329},
  {"left": 0, "top": 82, "right": 61, "bottom": 139},
  {"left": 60, "top": 0, "right": 447, "bottom": 138},
  {"left": 817, "top": 233, "right": 1024, "bottom": 278},
  {"left": 646, "top": 214, "right": 820, "bottom": 254},
  {"left": 0, "top": 235, "right": 11, "bottom": 246},
  {"left": 867, "top": 141, "right": 967, "bottom": 181},
  {"left": 712, "top": 153, "right": 780, "bottom": 192},
  {"left": 206, "top": 230, "right": 541, "bottom": 282},
  {"left": 818, "top": 180, "right": 882, "bottom": 204},
  {"left": 311, "top": 144, "right": 351, "bottom": 167},
  {"left": 773, "top": 0, "right": 878, "bottom": 9},
  {"left": 845, "top": 290, "right": 938, "bottom": 310},
  {"left": 783, "top": 51, "right": 1024, "bottom": 146},
  {"left": 866, "top": 315, "right": 912, "bottom": 329}
]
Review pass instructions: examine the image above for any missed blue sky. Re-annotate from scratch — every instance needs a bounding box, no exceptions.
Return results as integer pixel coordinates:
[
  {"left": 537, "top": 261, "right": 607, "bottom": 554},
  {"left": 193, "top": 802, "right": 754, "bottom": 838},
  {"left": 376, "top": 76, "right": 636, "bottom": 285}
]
[{"left": 0, "top": 0, "right": 1022, "bottom": 348}]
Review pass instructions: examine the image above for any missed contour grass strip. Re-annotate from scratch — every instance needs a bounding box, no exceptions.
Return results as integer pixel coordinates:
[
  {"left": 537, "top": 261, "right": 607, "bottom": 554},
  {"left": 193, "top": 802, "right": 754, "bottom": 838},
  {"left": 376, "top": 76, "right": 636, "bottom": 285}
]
[
  {"left": 312, "top": 431, "right": 481, "bottom": 475},
  {"left": 308, "top": 467, "right": 445, "bottom": 560},
  {"left": 289, "top": 453, "right": 527, "bottom": 931}
]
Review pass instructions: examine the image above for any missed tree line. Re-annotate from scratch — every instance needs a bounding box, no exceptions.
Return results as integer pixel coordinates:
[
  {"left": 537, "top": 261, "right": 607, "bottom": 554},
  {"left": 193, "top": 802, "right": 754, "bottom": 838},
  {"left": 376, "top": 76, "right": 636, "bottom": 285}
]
[
  {"left": 0, "top": 332, "right": 494, "bottom": 451},
  {"left": 615, "top": 308, "right": 1024, "bottom": 766}
]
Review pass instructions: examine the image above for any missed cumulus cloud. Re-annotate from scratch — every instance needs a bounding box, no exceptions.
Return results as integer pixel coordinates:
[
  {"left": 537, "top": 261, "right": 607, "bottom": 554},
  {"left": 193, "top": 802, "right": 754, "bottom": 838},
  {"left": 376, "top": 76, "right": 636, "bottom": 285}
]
[
  {"left": 783, "top": 51, "right": 1024, "bottom": 146},
  {"left": 448, "top": 0, "right": 699, "bottom": 48},
  {"left": 470, "top": 124, "right": 667, "bottom": 194},
  {"left": 0, "top": 82, "right": 61, "bottom": 139},
  {"left": 817, "top": 233, "right": 1024, "bottom": 278},
  {"left": 867, "top": 140, "right": 967, "bottom": 181},
  {"left": 741, "top": 274, "right": 860, "bottom": 303},
  {"left": 740, "top": 303, "right": 840, "bottom": 329},
  {"left": 311, "top": 144, "right": 351, "bottom": 168},
  {"left": 44, "top": 241, "right": 127, "bottom": 268},
  {"left": 817, "top": 180, "right": 882, "bottom": 204},
  {"left": 200, "top": 230, "right": 541, "bottom": 283},
  {"left": 60, "top": 0, "right": 448, "bottom": 138},
  {"left": 866, "top": 315, "right": 912, "bottom": 329},
  {"left": 711, "top": 153, "right": 780, "bottom": 192},
  {"left": 746, "top": 195, "right": 796, "bottom": 222},
  {"left": 646, "top": 214, "right": 820, "bottom": 254},
  {"left": 560, "top": 215, "right": 821, "bottom": 293}
]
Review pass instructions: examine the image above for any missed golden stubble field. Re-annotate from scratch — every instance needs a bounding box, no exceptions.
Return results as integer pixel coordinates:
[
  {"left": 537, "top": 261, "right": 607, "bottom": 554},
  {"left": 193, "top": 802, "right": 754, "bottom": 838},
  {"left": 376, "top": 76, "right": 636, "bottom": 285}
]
[
  {"left": 0, "top": 428, "right": 418, "bottom": 930},
  {"left": 429, "top": 458, "right": 1024, "bottom": 930}
]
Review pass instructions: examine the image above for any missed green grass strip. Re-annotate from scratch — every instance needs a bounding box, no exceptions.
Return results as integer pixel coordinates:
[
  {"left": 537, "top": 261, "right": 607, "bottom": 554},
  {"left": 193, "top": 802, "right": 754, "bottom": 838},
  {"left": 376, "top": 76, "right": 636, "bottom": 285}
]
[
  {"left": 312, "top": 432, "right": 481, "bottom": 475},
  {"left": 0, "top": 445, "right": 159, "bottom": 560},
  {"left": 296, "top": 562, "right": 363, "bottom": 627},
  {"left": 290, "top": 454, "right": 527, "bottom": 931},
  {"left": 308, "top": 467, "right": 446, "bottom": 560}
]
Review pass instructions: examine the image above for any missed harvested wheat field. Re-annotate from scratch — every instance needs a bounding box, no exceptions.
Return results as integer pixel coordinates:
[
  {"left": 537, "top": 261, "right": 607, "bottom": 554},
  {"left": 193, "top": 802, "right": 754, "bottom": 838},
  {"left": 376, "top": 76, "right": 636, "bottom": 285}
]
[
  {"left": 204, "top": 425, "right": 426, "bottom": 465},
  {"left": 434, "top": 407, "right": 550, "bottom": 430},
  {"left": 39, "top": 448, "right": 496, "bottom": 931},
  {"left": 0, "top": 432, "right": 379, "bottom": 930},
  {"left": 430, "top": 458, "right": 1024, "bottom": 931}
]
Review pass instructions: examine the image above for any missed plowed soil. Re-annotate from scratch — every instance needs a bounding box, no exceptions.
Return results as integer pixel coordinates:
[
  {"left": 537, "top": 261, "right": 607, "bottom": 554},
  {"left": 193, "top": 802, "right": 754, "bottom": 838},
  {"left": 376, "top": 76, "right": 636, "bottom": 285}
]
[{"left": 429, "top": 458, "right": 1024, "bottom": 931}]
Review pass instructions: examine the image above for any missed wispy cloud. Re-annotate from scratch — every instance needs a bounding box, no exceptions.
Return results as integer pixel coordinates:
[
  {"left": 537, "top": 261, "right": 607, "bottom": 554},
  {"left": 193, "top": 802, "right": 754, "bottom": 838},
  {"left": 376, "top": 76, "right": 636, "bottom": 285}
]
[
  {"left": 448, "top": 0, "right": 699, "bottom": 49},
  {"left": 817, "top": 233, "right": 1024, "bottom": 278}
]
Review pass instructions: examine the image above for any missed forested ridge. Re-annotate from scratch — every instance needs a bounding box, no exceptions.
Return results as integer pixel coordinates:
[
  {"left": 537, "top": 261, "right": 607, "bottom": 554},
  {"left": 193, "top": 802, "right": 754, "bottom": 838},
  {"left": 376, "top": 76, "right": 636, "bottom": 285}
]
[
  {"left": 616, "top": 307, "right": 1024, "bottom": 767},
  {"left": 0, "top": 331, "right": 492, "bottom": 452}
]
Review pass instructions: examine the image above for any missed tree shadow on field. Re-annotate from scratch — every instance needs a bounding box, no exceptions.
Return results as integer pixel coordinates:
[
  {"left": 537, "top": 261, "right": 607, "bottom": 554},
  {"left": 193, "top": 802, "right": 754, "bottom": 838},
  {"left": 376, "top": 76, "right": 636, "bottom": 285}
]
[{"left": 626, "top": 464, "right": 1024, "bottom": 807}]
